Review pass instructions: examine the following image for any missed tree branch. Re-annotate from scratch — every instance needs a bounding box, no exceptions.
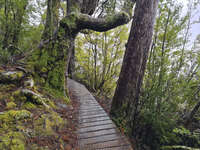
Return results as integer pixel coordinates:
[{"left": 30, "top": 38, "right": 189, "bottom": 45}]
[{"left": 77, "top": 12, "right": 131, "bottom": 32}]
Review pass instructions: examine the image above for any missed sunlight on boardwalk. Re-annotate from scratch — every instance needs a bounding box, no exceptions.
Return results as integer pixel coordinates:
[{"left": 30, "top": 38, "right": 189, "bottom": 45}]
[{"left": 68, "top": 78, "right": 133, "bottom": 150}]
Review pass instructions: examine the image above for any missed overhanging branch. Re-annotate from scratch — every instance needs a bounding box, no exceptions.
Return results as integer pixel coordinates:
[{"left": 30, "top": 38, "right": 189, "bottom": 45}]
[{"left": 77, "top": 12, "right": 131, "bottom": 32}]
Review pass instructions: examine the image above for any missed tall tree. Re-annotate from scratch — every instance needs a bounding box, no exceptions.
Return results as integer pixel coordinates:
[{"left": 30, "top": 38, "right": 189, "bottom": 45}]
[
  {"left": 41, "top": 0, "right": 60, "bottom": 41},
  {"left": 110, "top": 0, "right": 159, "bottom": 131},
  {"left": 29, "top": 0, "right": 134, "bottom": 98},
  {"left": 1, "top": 0, "right": 28, "bottom": 53}
]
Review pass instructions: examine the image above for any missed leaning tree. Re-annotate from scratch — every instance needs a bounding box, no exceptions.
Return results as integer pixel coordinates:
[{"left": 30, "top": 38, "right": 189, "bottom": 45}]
[{"left": 28, "top": 0, "right": 134, "bottom": 97}]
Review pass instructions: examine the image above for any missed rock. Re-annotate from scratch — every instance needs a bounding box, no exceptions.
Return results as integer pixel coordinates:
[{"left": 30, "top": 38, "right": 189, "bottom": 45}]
[
  {"left": 194, "top": 129, "right": 200, "bottom": 133},
  {"left": 57, "top": 102, "right": 68, "bottom": 109},
  {"left": 24, "top": 78, "right": 34, "bottom": 88},
  {"left": 21, "top": 89, "right": 49, "bottom": 108},
  {"left": 0, "top": 71, "right": 24, "bottom": 83}
]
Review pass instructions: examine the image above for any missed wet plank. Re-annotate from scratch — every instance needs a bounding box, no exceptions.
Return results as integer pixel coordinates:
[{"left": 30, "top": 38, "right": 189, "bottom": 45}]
[{"left": 68, "top": 78, "right": 133, "bottom": 150}]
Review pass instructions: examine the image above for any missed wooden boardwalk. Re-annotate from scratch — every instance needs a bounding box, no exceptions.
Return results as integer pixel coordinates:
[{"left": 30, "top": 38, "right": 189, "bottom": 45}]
[{"left": 68, "top": 78, "right": 133, "bottom": 150}]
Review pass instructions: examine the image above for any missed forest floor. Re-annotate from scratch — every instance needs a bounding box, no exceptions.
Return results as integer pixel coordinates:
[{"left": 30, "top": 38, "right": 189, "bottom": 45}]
[{"left": 0, "top": 65, "right": 79, "bottom": 150}]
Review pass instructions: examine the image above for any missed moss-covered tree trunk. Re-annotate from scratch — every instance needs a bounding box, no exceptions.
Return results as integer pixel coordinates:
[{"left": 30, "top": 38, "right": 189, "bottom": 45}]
[
  {"left": 29, "top": 0, "right": 132, "bottom": 98},
  {"left": 41, "top": 0, "right": 60, "bottom": 40},
  {"left": 2, "top": 0, "right": 28, "bottom": 52}
]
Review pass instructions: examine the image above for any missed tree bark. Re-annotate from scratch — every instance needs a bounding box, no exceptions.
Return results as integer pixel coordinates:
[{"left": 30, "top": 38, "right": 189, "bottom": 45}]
[
  {"left": 110, "top": 0, "right": 159, "bottom": 131},
  {"left": 2, "top": 0, "right": 28, "bottom": 52},
  {"left": 11, "top": 1, "right": 28, "bottom": 51},
  {"left": 41, "top": 0, "right": 60, "bottom": 40}
]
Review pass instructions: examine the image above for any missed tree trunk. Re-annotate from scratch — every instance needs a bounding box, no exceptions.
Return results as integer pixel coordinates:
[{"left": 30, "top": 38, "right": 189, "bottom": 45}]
[
  {"left": 41, "top": 0, "right": 60, "bottom": 40},
  {"left": 11, "top": 1, "right": 28, "bottom": 51},
  {"left": 68, "top": 41, "right": 75, "bottom": 78},
  {"left": 28, "top": 0, "right": 132, "bottom": 98},
  {"left": 110, "top": 0, "right": 159, "bottom": 131},
  {"left": 2, "top": 0, "right": 28, "bottom": 52},
  {"left": 2, "top": 0, "right": 9, "bottom": 49}
]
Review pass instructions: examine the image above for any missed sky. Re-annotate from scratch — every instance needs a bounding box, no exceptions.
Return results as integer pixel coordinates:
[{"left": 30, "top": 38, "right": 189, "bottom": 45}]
[{"left": 177, "top": 0, "right": 200, "bottom": 43}]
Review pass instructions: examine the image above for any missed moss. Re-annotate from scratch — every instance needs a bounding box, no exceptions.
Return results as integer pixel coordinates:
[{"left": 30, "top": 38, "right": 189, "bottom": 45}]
[
  {"left": 0, "top": 84, "right": 16, "bottom": 92},
  {"left": 61, "top": 13, "right": 77, "bottom": 30},
  {"left": 0, "top": 71, "right": 24, "bottom": 83},
  {"left": 34, "top": 111, "right": 65, "bottom": 136},
  {"left": 0, "top": 131, "right": 25, "bottom": 150},
  {"left": 27, "top": 24, "right": 71, "bottom": 101},
  {"left": 64, "top": 97, "right": 70, "bottom": 104},
  {"left": 9, "top": 96, "right": 15, "bottom": 101},
  {"left": 22, "top": 102, "right": 37, "bottom": 109},
  {"left": 41, "top": 67, "right": 48, "bottom": 73},
  {"left": 6, "top": 102, "right": 17, "bottom": 109},
  {"left": 13, "top": 90, "right": 27, "bottom": 103},
  {"left": 35, "top": 49, "right": 49, "bottom": 72},
  {"left": 46, "top": 60, "right": 65, "bottom": 91},
  {"left": 0, "top": 110, "right": 31, "bottom": 123},
  {"left": 44, "top": 99, "right": 56, "bottom": 109}
]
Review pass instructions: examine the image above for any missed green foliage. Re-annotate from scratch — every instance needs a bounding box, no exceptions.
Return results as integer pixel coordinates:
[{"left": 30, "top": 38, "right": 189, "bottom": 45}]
[
  {"left": 162, "top": 145, "right": 200, "bottom": 150},
  {"left": 75, "top": 25, "right": 129, "bottom": 97},
  {"left": 0, "top": 0, "right": 45, "bottom": 65},
  {"left": 130, "top": 0, "right": 200, "bottom": 149},
  {"left": 0, "top": 47, "right": 11, "bottom": 64}
]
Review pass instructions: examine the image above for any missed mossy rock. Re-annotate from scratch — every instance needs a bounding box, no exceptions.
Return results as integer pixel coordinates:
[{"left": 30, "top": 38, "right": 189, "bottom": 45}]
[
  {"left": 21, "top": 89, "right": 44, "bottom": 105},
  {"left": 0, "top": 71, "right": 24, "bottom": 83},
  {"left": 0, "top": 110, "right": 31, "bottom": 123},
  {"left": 22, "top": 102, "right": 37, "bottom": 110},
  {"left": 13, "top": 89, "right": 50, "bottom": 108},
  {"left": 24, "top": 77, "right": 34, "bottom": 88}
]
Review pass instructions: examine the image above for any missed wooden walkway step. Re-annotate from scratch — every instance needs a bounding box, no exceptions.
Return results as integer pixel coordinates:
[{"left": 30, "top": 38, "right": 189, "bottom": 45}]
[{"left": 68, "top": 78, "right": 133, "bottom": 150}]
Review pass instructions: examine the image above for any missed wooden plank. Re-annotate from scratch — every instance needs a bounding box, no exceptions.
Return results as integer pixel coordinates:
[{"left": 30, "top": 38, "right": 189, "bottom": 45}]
[
  {"left": 79, "top": 108, "right": 104, "bottom": 113},
  {"left": 79, "top": 114, "right": 108, "bottom": 119},
  {"left": 79, "top": 116, "right": 110, "bottom": 124},
  {"left": 80, "top": 106, "right": 102, "bottom": 109},
  {"left": 79, "top": 128, "right": 117, "bottom": 139},
  {"left": 79, "top": 139, "right": 130, "bottom": 149},
  {"left": 79, "top": 110, "right": 106, "bottom": 117},
  {"left": 81, "top": 102, "right": 99, "bottom": 105},
  {"left": 78, "top": 123, "right": 116, "bottom": 133},
  {"left": 79, "top": 120, "right": 113, "bottom": 128},
  {"left": 79, "top": 133, "right": 124, "bottom": 145}
]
